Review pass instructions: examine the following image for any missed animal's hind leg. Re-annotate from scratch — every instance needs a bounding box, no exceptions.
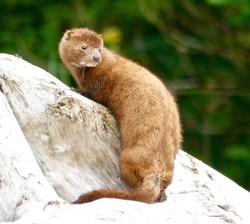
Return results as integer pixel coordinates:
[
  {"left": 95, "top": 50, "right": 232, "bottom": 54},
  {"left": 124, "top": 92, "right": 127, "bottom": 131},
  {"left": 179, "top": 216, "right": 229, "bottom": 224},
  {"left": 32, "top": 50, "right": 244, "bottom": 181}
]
[{"left": 119, "top": 147, "right": 149, "bottom": 188}]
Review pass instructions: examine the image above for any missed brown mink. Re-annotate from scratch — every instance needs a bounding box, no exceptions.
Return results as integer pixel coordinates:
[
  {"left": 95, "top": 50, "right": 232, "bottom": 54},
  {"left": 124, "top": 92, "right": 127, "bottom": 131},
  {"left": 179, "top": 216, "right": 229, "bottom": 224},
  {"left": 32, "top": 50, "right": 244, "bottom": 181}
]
[{"left": 59, "top": 28, "right": 182, "bottom": 203}]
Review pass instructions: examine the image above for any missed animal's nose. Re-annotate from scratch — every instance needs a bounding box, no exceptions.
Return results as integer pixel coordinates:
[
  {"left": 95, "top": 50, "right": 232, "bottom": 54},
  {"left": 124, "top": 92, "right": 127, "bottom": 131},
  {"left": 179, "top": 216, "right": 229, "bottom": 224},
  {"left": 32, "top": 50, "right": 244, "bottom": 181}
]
[{"left": 93, "top": 56, "right": 101, "bottom": 62}]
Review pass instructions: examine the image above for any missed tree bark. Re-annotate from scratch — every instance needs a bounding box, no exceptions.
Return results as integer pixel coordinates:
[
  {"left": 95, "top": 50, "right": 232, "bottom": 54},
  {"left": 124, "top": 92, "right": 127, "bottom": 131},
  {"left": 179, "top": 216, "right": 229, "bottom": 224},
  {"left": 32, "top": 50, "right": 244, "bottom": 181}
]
[{"left": 0, "top": 53, "right": 249, "bottom": 223}]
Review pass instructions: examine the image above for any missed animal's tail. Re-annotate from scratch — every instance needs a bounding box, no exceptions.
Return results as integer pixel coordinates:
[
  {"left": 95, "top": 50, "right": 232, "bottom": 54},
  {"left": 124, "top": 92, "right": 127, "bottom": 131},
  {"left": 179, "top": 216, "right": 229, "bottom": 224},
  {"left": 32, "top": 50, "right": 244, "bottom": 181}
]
[{"left": 72, "top": 176, "right": 166, "bottom": 204}]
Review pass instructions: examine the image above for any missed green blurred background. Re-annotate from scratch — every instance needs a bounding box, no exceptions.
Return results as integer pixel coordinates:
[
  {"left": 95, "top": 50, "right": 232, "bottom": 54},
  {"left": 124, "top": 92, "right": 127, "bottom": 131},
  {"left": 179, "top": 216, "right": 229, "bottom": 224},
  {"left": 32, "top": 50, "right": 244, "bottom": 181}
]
[{"left": 1, "top": 0, "right": 249, "bottom": 190}]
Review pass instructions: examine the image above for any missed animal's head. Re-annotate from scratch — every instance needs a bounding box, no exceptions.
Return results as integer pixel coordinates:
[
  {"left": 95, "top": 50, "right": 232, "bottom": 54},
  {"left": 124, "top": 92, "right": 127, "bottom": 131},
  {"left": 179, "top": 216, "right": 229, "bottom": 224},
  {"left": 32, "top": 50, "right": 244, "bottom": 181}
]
[{"left": 59, "top": 28, "right": 103, "bottom": 68}]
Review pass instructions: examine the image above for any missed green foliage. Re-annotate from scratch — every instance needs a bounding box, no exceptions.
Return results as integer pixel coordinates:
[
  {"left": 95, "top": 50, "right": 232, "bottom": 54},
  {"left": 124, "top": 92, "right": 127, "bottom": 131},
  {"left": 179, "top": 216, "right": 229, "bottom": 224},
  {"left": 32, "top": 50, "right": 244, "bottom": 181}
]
[
  {"left": 222, "top": 145, "right": 250, "bottom": 186},
  {"left": 0, "top": 0, "right": 249, "bottom": 190}
]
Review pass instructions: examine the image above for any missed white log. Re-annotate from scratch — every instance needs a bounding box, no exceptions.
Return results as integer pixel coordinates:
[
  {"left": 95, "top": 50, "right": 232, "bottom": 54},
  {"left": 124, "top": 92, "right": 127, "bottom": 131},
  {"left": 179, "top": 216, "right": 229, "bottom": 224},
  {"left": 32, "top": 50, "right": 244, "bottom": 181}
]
[
  {"left": 0, "top": 53, "right": 126, "bottom": 203},
  {"left": 0, "top": 53, "right": 249, "bottom": 223},
  {"left": 0, "top": 89, "right": 62, "bottom": 222}
]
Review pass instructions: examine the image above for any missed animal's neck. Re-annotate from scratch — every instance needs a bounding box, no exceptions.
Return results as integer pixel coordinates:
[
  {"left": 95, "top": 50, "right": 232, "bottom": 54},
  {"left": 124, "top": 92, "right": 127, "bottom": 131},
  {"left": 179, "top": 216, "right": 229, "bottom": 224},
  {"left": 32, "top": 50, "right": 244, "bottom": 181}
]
[
  {"left": 83, "top": 47, "right": 116, "bottom": 79},
  {"left": 80, "top": 48, "right": 117, "bottom": 102}
]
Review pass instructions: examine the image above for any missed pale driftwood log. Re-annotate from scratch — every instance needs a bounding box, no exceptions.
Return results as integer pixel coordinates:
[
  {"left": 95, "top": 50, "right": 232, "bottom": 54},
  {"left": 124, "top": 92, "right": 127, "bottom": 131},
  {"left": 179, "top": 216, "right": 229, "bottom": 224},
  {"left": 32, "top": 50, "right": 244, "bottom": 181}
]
[
  {"left": 0, "top": 90, "right": 64, "bottom": 222},
  {"left": 0, "top": 53, "right": 250, "bottom": 224}
]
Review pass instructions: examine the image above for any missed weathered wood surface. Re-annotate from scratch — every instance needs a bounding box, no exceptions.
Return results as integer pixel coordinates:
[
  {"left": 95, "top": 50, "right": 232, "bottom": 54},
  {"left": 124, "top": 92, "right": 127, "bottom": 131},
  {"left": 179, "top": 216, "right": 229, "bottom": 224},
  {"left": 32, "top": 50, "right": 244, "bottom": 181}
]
[{"left": 0, "top": 53, "right": 250, "bottom": 223}]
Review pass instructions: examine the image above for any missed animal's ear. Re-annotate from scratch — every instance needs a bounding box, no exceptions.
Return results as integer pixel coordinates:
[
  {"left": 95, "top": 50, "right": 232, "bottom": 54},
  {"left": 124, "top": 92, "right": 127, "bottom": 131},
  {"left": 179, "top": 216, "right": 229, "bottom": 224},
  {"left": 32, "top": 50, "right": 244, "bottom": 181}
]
[
  {"left": 64, "top": 30, "right": 73, "bottom": 40},
  {"left": 99, "top": 34, "right": 104, "bottom": 46}
]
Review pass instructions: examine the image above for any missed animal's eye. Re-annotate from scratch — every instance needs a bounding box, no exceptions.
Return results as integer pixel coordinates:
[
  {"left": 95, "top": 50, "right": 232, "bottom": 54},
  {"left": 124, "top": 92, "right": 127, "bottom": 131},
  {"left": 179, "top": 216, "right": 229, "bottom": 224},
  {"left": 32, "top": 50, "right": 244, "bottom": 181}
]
[
  {"left": 99, "top": 48, "right": 102, "bottom": 52},
  {"left": 81, "top": 45, "right": 87, "bottom": 50}
]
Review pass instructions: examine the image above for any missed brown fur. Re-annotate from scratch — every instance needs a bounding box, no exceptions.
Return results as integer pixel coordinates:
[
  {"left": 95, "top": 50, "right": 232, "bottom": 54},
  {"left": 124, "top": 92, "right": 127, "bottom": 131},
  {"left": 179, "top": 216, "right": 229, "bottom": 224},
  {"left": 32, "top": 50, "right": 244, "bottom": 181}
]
[{"left": 59, "top": 28, "right": 182, "bottom": 204}]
